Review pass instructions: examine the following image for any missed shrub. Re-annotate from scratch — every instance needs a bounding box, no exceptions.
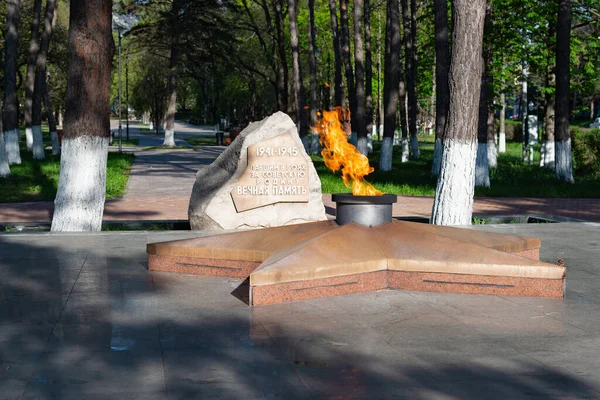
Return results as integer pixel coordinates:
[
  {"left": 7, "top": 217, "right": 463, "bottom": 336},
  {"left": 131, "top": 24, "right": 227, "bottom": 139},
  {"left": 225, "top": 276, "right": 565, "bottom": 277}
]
[
  {"left": 505, "top": 120, "right": 523, "bottom": 142},
  {"left": 497, "top": 120, "right": 523, "bottom": 142},
  {"left": 572, "top": 127, "right": 600, "bottom": 176}
]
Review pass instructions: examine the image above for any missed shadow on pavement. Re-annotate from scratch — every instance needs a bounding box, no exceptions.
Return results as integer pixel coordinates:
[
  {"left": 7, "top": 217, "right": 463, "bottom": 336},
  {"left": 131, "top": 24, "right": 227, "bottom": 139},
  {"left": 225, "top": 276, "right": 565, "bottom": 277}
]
[{"left": 1, "top": 236, "right": 599, "bottom": 399}]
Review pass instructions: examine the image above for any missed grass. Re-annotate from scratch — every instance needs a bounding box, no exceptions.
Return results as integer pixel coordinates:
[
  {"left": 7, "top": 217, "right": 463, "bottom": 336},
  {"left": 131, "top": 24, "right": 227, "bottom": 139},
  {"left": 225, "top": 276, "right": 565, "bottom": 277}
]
[
  {"left": 0, "top": 146, "right": 135, "bottom": 203},
  {"left": 110, "top": 138, "right": 139, "bottom": 146},
  {"left": 313, "top": 134, "right": 600, "bottom": 198},
  {"left": 184, "top": 136, "right": 222, "bottom": 147}
]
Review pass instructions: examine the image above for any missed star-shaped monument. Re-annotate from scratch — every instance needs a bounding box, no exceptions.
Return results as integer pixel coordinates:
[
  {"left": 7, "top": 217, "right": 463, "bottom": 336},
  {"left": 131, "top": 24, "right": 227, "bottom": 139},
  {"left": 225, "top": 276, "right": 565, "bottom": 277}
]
[{"left": 147, "top": 220, "right": 565, "bottom": 306}]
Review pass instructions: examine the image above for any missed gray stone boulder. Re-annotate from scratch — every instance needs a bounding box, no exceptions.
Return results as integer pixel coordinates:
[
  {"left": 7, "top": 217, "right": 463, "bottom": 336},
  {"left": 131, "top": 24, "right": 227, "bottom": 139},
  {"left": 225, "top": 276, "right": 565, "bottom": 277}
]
[{"left": 188, "top": 112, "right": 327, "bottom": 230}]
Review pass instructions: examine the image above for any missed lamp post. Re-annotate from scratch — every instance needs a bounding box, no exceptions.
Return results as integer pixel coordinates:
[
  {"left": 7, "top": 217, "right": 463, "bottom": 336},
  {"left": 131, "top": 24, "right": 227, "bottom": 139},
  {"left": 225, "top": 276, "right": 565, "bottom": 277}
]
[
  {"left": 112, "top": 13, "right": 136, "bottom": 151},
  {"left": 126, "top": 53, "right": 129, "bottom": 142},
  {"left": 117, "top": 30, "right": 123, "bottom": 152}
]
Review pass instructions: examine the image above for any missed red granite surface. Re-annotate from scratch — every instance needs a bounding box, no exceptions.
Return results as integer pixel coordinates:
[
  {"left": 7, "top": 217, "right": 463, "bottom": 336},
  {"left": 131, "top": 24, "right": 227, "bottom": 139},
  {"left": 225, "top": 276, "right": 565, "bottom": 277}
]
[
  {"left": 250, "top": 271, "right": 388, "bottom": 306},
  {"left": 387, "top": 270, "right": 564, "bottom": 298},
  {"left": 148, "top": 254, "right": 260, "bottom": 278},
  {"left": 511, "top": 248, "right": 540, "bottom": 260}
]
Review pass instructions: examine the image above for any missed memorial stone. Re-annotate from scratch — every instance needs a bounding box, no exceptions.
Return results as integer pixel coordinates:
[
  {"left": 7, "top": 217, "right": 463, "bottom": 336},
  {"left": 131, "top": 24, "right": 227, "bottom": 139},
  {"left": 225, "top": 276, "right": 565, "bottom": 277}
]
[{"left": 188, "top": 112, "right": 327, "bottom": 230}]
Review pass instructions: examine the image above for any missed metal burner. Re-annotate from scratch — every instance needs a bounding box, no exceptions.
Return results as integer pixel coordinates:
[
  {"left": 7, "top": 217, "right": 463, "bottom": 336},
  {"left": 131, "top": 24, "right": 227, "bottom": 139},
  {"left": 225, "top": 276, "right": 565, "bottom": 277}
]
[{"left": 332, "top": 194, "right": 398, "bottom": 227}]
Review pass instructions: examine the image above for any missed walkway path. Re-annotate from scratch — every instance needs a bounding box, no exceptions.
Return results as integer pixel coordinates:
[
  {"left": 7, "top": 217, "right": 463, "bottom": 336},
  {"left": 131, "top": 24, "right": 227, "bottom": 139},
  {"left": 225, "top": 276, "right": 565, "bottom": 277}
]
[{"left": 1, "top": 123, "right": 599, "bottom": 224}]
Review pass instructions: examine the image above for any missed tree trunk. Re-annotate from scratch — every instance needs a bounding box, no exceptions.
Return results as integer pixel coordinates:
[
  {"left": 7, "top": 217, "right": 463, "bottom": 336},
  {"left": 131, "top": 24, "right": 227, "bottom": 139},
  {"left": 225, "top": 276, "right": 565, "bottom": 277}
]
[
  {"left": 431, "top": 0, "right": 486, "bottom": 226},
  {"left": 328, "top": 0, "right": 344, "bottom": 107},
  {"left": 354, "top": 0, "right": 367, "bottom": 155},
  {"left": 499, "top": 92, "right": 506, "bottom": 152},
  {"left": 32, "top": 0, "right": 58, "bottom": 160},
  {"left": 3, "top": 0, "right": 22, "bottom": 166},
  {"left": 475, "top": 61, "right": 490, "bottom": 188},
  {"left": 43, "top": 86, "right": 60, "bottom": 155},
  {"left": 0, "top": 99, "right": 10, "bottom": 177},
  {"left": 51, "top": 0, "right": 115, "bottom": 232},
  {"left": 288, "top": 0, "right": 308, "bottom": 148},
  {"left": 308, "top": 0, "right": 320, "bottom": 154},
  {"left": 273, "top": 0, "right": 289, "bottom": 112},
  {"left": 24, "top": 0, "right": 43, "bottom": 152},
  {"left": 432, "top": 0, "right": 450, "bottom": 176},
  {"left": 543, "top": 92, "right": 556, "bottom": 169},
  {"left": 521, "top": 64, "right": 528, "bottom": 162},
  {"left": 340, "top": 0, "right": 356, "bottom": 137},
  {"left": 379, "top": 0, "right": 400, "bottom": 172},
  {"left": 164, "top": 5, "right": 179, "bottom": 147},
  {"left": 555, "top": 0, "right": 573, "bottom": 182},
  {"left": 403, "top": 0, "right": 419, "bottom": 159},
  {"left": 475, "top": 3, "right": 492, "bottom": 187},
  {"left": 364, "top": 0, "right": 374, "bottom": 154},
  {"left": 487, "top": 108, "right": 497, "bottom": 168}
]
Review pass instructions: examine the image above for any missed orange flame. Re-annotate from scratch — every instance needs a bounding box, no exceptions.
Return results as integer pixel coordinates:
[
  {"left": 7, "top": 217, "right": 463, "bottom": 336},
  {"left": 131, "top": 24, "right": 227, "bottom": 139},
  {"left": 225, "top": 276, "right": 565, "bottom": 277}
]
[{"left": 315, "top": 107, "right": 383, "bottom": 196}]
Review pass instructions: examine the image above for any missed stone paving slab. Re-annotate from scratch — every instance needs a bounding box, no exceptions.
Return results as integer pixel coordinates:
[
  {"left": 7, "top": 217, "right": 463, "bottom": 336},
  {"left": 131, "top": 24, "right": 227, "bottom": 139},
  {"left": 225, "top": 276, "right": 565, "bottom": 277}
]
[{"left": 1, "top": 223, "right": 600, "bottom": 399}]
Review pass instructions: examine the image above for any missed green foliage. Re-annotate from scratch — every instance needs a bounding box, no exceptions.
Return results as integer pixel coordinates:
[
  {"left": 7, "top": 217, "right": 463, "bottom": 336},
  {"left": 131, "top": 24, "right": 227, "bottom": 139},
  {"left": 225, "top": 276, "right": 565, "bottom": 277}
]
[
  {"left": 313, "top": 138, "right": 600, "bottom": 198},
  {"left": 0, "top": 151, "right": 135, "bottom": 203},
  {"left": 572, "top": 128, "right": 600, "bottom": 176}
]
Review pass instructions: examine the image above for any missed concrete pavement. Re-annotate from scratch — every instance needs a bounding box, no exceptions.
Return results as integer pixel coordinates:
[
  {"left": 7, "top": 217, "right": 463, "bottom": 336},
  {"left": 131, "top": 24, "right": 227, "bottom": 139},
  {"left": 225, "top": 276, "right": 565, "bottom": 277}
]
[{"left": 1, "top": 222, "right": 600, "bottom": 398}]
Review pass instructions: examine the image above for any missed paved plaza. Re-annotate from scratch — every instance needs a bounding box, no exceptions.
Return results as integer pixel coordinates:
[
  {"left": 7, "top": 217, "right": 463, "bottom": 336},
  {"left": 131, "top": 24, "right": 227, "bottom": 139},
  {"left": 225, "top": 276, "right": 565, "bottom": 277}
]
[{"left": 1, "top": 222, "right": 600, "bottom": 399}]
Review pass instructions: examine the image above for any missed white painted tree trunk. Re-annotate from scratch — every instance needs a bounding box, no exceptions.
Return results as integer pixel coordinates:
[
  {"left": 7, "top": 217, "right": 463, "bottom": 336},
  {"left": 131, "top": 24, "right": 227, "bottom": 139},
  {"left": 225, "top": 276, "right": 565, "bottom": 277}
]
[
  {"left": 498, "top": 131, "right": 506, "bottom": 153},
  {"left": 487, "top": 139, "right": 497, "bottom": 168},
  {"left": 431, "top": 138, "right": 442, "bottom": 176},
  {"left": 50, "top": 131, "right": 60, "bottom": 155},
  {"left": 379, "top": 136, "right": 393, "bottom": 171},
  {"left": 25, "top": 127, "right": 34, "bottom": 151},
  {"left": 401, "top": 137, "right": 409, "bottom": 162},
  {"left": 431, "top": 140, "right": 477, "bottom": 225},
  {"left": 542, "top": 140, "right": 554, "bottom": 169},
  {"left": 409, "top": 135, "right": 420, "bottom": 159},
  {"left": 51, "top": 136, "right": 109, "bottom": 232},
  {"left": 5, "top": 129, "right": 21, "bottom": 164},
  {"left": 367, "top": 128, "right": 374, "bottom": 154},
  {"left": 32, "top": 125, "right": 45, "bottom": 159},
  {"left": 357, "top": 137, "right": 368, "bottom": 155},
  {"left": 162, "top": 129, "right": 176, "bottom": 147},
  {"left": 0, "top": 132, "right": 10, "bottom": 177},
  {"left": 475, "top": 142, "right": 490, "bottom": 187},
  {"left": 555, "top": 139, "right": 573, "bottom": 183}
]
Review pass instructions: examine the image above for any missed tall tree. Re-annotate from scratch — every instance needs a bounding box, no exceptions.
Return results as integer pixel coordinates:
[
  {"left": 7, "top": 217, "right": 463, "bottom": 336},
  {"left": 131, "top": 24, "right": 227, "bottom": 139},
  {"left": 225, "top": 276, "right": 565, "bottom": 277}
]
[
  {"left": 499, "top": 91, "right": 506, "bottom": 152},
  {"left": 431, "top": 0, "right": 486, "bottom": 225},
  {"left": 329, "top": 0, "right": 344, "bottom": 107},
  {"left": 406, "top": 0, "right": 419, "bottom": 159},
  {"left": 273, "top": 0, "right": 289, "bottom": 112},
  {"left": 308, "top": 0, "right": 319, "bottom": 153},
  {"left": 163, "top": 1, "right": 181, "bottom": 147},
  {"left": 24, "top": 0, "right": 43, "bottom": 152},
  {"left": 555, "top": 0, "right": 573, "bottom": 182},
  {"left": 475, "top": 2, "right": 493, "bottom": 187},
  {"left": 32, "top": 0, "right": 59, "bottom": 160},
  {"left": 51, "top": 0, "right": 115, "bottom": 231},
  {"left": 379, "top": 0, "right": 400, "bottom": 171},
  {"left": 542, "top": 69, "right": 556, "bottom": 168},
  {"left": 340, "top": 0, "right": 356, "bottom": 136},
  {"left": 431, "top": 0, "right": 450, "bottom": 176},
  {"left": 44, "top": 86, "right": 60, "bottom": 155},
  {"left": 288, "top": 0, "right": 307, "bottom": 147},
  {"left": 0, "top": 99, "right": 10, "bottom": 177},
  {"left": 354, "top": 0, "right": 368, "bottom": 154},
  {"left": 364, "top": 0, "right": 374, "bottom": 153},
  {"left": 3, "top": 0, "right": 22, "bottom": 166},
  {"left": 400, "top": 0, "right": 410, "bottom": 162}
]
